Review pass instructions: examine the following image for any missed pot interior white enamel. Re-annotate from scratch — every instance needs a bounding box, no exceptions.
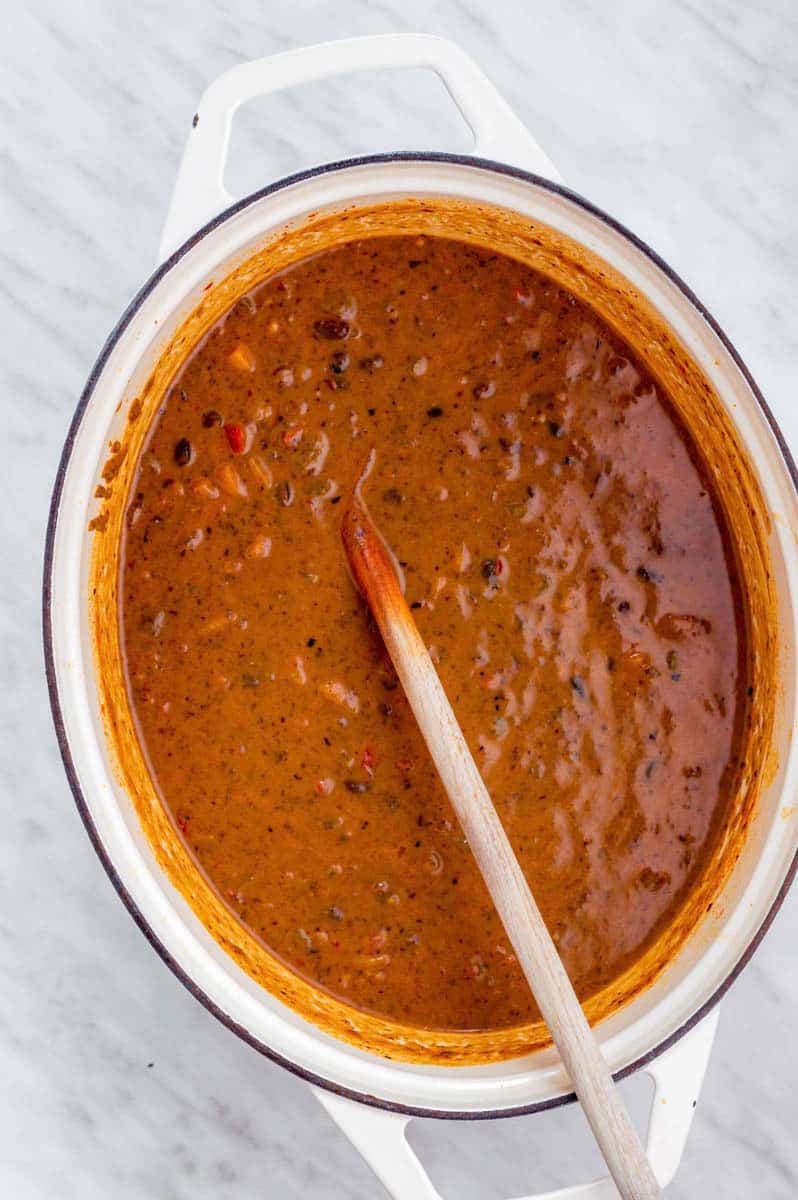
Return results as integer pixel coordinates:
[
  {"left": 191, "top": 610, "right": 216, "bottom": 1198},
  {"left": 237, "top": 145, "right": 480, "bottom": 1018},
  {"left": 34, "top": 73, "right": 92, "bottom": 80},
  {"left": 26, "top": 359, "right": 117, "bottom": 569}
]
[{"left": 46, "top": 156, "right": 798, "bottom": 1116}]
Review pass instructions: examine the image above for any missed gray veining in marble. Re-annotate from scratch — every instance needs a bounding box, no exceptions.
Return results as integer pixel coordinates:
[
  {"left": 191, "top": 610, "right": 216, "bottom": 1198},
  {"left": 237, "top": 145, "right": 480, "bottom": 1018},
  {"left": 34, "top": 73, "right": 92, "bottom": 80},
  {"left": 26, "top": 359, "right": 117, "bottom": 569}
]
[{"left": 2, "top": 0, "right": 797, "bottom": 1196}]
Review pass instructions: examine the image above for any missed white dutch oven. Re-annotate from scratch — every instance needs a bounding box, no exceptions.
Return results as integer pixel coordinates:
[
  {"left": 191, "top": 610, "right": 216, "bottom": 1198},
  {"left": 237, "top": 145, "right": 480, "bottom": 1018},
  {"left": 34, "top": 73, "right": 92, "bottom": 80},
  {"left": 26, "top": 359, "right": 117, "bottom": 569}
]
[{"left": 44, "top": 35, "right": 798, "bottom": 1198}]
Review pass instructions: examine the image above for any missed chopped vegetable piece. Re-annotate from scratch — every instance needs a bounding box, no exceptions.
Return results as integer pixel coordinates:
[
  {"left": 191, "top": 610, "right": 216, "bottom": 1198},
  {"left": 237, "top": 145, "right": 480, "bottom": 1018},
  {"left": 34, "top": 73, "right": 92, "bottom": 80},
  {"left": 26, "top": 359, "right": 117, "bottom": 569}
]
[
  {"left": 224, "top": 423, "right": 247, "bottom": 454},
  {"left": 228, "top": 342, "right": 256, "bottom": 372}
]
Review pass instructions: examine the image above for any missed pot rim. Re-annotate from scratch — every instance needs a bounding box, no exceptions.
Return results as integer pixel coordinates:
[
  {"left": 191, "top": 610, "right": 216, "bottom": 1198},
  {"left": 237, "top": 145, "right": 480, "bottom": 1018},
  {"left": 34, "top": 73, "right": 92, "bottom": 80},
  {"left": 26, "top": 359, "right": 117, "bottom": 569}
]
[{"left": 43, "top": 150, "right": 798, "bottom": 1121}]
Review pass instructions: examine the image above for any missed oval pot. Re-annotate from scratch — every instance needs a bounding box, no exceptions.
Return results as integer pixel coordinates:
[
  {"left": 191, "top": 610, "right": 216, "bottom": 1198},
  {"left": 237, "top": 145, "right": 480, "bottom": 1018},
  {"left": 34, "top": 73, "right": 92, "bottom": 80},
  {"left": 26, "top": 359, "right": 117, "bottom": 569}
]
[{"left": 44, "top": 34, "right": 798, "bottom": 1199}]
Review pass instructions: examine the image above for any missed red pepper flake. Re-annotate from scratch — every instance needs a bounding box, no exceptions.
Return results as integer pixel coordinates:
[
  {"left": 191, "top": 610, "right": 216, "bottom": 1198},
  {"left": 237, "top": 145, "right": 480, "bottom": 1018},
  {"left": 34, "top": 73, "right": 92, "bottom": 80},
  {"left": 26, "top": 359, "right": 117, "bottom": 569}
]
[
  {"left": 224, "top": 423, "right": 246, "bottom": 454},
  {"left": 360, "top": 745, "right": 378, "bottom": 776},
  {"left": 176, "top": 815, "right": 190, "bottom": 834},
  {"left": 315, "top": 778, "right": 335, "bottom": 796},
  {"left": 513, "top": 287, "right": 532, "bottom": 306},
  {"left": 282, "top": 427, "right": 304, "bottom": 449},
  {"left": 396, "top": 758, "right": 412, "bottom": 773}
]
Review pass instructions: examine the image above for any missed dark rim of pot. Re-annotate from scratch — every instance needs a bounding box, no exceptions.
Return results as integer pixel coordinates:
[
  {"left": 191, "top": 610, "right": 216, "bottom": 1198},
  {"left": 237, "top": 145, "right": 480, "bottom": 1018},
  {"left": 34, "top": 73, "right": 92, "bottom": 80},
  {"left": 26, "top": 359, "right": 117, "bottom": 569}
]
[{"left": 43, "top": 151, "right": 798, "bottom": 1121}]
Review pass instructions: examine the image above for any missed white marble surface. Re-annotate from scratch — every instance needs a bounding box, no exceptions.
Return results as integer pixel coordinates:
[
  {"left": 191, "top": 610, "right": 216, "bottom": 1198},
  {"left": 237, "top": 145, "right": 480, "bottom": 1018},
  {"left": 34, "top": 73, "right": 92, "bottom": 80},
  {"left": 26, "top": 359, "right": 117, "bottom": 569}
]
[{"left": 2, "top": 1, "right": 797, "bottom": 1196}]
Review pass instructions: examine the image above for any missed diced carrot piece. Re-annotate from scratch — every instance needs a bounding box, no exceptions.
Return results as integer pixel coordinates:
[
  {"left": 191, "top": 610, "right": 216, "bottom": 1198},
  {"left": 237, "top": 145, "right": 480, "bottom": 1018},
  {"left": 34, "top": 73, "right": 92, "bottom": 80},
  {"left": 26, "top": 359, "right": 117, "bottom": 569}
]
[
  {"left": 216, "top": 462, "right": 248, "bottom": 498},
  {"left": 228, "top": 342, "right": 256, "bottom": 372},
  {"left": 245, "top": 534, "right": 272, "bottom": 559},
  {"left": 248, "top": 456, "right": 273, "bottom": 488}
]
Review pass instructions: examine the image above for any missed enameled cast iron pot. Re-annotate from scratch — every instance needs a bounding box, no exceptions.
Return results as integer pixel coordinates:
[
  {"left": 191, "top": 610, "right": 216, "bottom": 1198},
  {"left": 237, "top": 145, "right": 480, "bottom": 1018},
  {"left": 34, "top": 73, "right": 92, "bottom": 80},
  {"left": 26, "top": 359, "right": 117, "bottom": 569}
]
[{"left": 44, "top": 35, "right": 798, "bottom": 1198}]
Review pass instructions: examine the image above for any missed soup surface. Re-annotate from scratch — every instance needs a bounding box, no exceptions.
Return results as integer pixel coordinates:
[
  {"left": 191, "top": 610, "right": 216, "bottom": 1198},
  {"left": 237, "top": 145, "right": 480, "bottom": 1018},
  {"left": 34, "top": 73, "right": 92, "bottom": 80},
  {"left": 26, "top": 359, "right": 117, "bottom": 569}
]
[{"left": 121, "top": 235, "right": 745, "bottom": 1032}]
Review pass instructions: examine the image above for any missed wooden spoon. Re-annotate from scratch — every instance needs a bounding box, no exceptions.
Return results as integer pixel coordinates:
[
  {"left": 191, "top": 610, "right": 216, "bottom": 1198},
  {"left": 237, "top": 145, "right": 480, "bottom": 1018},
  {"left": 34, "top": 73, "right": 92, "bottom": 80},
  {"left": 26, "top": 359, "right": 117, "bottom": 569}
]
[{"left": 341, "top": 453, "right": 662, "bottom": 1200}]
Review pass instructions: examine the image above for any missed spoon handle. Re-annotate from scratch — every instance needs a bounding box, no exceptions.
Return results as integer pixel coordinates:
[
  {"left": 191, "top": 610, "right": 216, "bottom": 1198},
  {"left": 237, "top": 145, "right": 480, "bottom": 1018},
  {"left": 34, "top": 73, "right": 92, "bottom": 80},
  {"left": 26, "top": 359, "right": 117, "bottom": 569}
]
[{"left": 342, "top": 488, "right": 663, "bottom": 1200}]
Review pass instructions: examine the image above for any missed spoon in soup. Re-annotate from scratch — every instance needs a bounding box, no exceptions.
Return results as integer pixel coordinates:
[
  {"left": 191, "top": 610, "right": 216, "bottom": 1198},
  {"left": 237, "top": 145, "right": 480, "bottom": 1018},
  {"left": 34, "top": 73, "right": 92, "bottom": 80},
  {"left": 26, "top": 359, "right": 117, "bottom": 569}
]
[{"left": 341, "top": 451, "right": 663, "bottom": 1200}]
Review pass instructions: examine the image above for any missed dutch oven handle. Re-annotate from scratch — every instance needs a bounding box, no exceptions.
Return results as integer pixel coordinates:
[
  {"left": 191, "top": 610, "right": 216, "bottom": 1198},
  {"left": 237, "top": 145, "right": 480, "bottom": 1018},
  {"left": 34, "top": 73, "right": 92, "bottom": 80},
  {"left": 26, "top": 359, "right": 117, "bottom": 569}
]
[
  {"left": 312, "top": 1011, "right": 718, "bottom": 1199},
  {"left": 158, "top": 32, "right": 561, "bottom": 261}
]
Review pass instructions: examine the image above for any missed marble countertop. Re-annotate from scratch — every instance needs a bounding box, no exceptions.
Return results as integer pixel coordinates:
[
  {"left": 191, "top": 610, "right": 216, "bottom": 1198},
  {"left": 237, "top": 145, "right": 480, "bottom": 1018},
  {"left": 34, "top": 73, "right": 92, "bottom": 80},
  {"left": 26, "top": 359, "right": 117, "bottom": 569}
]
[{"left": 3, "top": 1, "right": 796, "bottom": 1196}]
